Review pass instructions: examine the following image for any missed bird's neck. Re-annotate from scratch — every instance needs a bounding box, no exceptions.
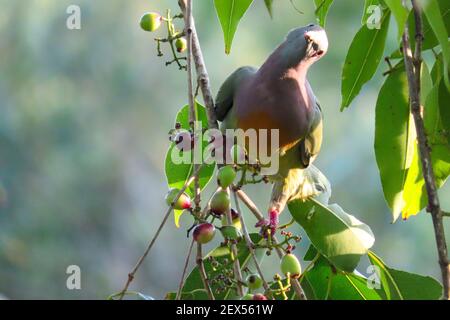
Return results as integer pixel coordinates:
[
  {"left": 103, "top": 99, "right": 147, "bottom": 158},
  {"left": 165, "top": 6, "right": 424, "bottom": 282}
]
[{"left": 259, "top": 42, "right": 311, "bottom": 84}]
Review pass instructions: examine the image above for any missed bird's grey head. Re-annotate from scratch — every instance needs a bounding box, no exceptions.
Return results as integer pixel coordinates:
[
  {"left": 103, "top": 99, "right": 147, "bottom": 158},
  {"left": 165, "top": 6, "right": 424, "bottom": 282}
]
[{"left": 285, "top": 24, "right": 328, "bottom": 63}]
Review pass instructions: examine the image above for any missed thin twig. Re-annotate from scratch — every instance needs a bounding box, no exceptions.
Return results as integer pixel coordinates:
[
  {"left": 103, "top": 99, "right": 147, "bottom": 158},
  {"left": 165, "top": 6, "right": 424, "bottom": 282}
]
[
  {"left": 196, "top": 242, "right": 215, "bottom": 299},
  {"left": 235, "top": 189, "right": 306, "bottom": 300},
  {"left": 402, "top": 0, "right": 449, "bottom": 299},
  {"left": 178, "top": 0, "right": 218, "bottom": 130},
  {"left": 232, "top": 190, "right": 273, "bottom": 298},
  {"left": 176, "top": 238, "right": 195, "bottom": 300},
  {"left": 118, "top": 167, "right": 201, "bottom": 299}
]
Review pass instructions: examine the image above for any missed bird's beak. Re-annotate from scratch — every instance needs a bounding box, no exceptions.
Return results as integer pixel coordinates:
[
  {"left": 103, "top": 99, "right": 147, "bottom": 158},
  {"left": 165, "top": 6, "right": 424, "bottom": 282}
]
[{"left": 304, "top": 29, "right": 328, "bottom": 58}]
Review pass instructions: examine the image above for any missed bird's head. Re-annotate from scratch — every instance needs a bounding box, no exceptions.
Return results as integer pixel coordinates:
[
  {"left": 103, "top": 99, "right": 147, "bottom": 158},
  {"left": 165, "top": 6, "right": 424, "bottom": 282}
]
[{"left": 285, "top": 24, "right": 328, "bottom": 65}]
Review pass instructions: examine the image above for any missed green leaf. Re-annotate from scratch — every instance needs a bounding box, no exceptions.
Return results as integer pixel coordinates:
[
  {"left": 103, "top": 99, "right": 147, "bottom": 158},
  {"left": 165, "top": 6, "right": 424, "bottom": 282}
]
[
  {"left": 180, "top": 233, "right": 264, "bottom": 300},
  {"left": 164, "top": 102, "right": 215, "bottom": 227},
  {"left": 214, "top": 0, "right": 254, "bottom": 54},
  {"left": 438, "top": 70, "right": 450, "bottom": 133},
  {"left": 384, "top": 0, "right": 410, "bottom": 40},
  {"left": 341, "top": 8, "right": 391, "bottom": 110},
  {"left": 374, "top": 65, "right": 416, "bottom": 222},
  {"left": 303, "top": 257, "right": 382, "bottom": 300},
  {"left": 264, "top": 0, "right": 273, "bottom": 18},
  {"left": 288, "top": 198, "right": 375, "bottom": 272},
  {"left": 422, "top": 0, "right": 450, "bottom": 88},
  {"left": 314, "top": 0, "right": 334, "bottom": 27},
  {"left": 368, "top": 251, "right": 443, "bottom": 299},
  {"left": 402, "top": 72, "right": 450, "bottom": 218}
]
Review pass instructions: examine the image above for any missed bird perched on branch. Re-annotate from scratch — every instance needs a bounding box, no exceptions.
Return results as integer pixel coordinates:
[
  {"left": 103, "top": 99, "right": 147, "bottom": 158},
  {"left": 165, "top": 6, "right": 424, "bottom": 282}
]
[{"left": 215, "top": 24, "right": 330, "bottom": 235}]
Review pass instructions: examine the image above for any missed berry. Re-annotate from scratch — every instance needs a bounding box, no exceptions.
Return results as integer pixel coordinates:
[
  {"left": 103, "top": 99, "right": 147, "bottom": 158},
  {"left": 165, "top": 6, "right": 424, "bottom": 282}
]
[
  {"left": 193, "top": 223, "right": 216, "bottom": 244},
  {"left": 140, "top": 12, "right": 162, "bottom": 32},
  {"left": 252, "top": 294, "right": 268, "bottom": 300},
  {"left": 241, "top": 293, "right": 254, "bottom": 300},
  {"left": 221, "top": 208, "right": 241, "bottom": 230},
  {"left": 165, "top": 188, "right": 191, "bottom": 210},
  {"left": 246, "top": 274, "right": 263, "bottom": 290},
  {"left": 210, "top": 190, "right": 230, "bottom": 216},
  {"left": 220, "top": 225, "right": 241, "bottom": 240},
  {"left": 217, "top": 165, "right": 236, "bottom": 189},
  {"left": 280, "top": 253, "right": 302, "bottom": 278},
  {"left": 175, "top": 37, "right": 187, "bottom": 53}
]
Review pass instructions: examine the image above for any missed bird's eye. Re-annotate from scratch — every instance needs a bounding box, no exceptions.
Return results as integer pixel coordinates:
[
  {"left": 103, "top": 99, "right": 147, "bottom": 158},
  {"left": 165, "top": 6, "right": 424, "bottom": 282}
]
[{"left": 308, "top": 24, "right": 315, "bottom": 27}]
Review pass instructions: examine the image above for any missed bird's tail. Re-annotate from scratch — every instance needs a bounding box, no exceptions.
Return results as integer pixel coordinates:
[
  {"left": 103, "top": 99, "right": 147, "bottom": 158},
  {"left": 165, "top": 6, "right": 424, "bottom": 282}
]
[{"left": 269, "top": 165, "right": 331, "bottom": 214}]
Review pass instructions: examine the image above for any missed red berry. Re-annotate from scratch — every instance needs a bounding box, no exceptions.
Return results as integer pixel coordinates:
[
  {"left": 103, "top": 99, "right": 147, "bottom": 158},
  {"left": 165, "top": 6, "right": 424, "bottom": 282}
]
[
  {"left": 252, "top": 294, "right": 268, "bottom": 300},
  {"left": 165, "top": 188, "right": 191, "bottom": 210},
  {"left": 193, "top": 223, "right": 216, "bottom": 244}
]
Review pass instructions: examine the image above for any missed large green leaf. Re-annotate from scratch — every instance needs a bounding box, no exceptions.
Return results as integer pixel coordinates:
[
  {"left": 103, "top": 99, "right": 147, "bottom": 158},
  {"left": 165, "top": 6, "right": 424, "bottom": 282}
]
[
  {"left": 180, "top": 233, "right": 264, "bottom": 300},
  {"left": 288, "top": 199, "right": 374, "bottom": 272},
  {"left": 314, "top": 0, "right": 334, "bottom": 27},
  {"left": 422, "top": 0, "right": 450, "bottom": 88},
  {"left": 214, "top": 0, "right": 254, "bottom": 54},
  {"left": 165, "top": 102, "right": 215, "bottom": 226},
  {"left": 302, "top": 257, "right": 382, "bottom": 300},
  {"left": 384, "top": 0, "right": 410, "bottom": 40},
  {"left": 368, "top": 251, "right": 443, "bottom": 299},
  {"left": 341, "top": 7, "right": 390, "bottom": 110},
  {"left": 402, "top": 74, "right": 450, "bottom": 218},
  {"left": 374, "top": 65, "right": 416, "bottom": 222}
]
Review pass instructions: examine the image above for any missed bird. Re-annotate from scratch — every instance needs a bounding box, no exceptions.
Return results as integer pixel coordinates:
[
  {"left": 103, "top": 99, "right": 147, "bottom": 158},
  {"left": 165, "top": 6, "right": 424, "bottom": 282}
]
[{"left": 214, "top": 24, "right": 330, "bottom": 236}]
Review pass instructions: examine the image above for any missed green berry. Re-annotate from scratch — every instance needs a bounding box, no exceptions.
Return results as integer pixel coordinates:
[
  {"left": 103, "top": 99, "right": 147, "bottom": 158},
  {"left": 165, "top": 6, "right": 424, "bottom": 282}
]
[
  {"left": 193, "top": 223, "right": 215, "bottom": 244},
  {"left": 246, "top": 274, "right": 263, "bottom": 290},
  {"left": 220, "top": 225, "right": 241, "bottom": 240},
  {"left": 140, "top": 12, "right": 162, "bottom": 32},
  {"left": 210, "top": 190, "right": 230, "bottom": 216},
  {"left": 217, "top": 165, "right": 236, "bottom": 189},
  {"left": 175, "top": 37, "right": 187, "bottom": 53},
  {"left": 165, "top": 188, "right": 191, "bottom": 210},
  {"left": 280, "top": 253, "right": 302, "bottom": 278}
]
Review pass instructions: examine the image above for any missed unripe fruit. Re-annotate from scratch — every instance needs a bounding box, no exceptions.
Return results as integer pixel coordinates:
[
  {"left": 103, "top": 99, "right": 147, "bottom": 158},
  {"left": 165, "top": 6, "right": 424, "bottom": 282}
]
[
  {"left": 140, "top": 12, "right": 162, "bottom": 32},
  {"left": 221, "top": 208, "right": 241, "bottom": 230},
  {"left": 220, "top": 225, "right": 241, "bottom": 240},
  {"left": 246, "top": 274, "right": 263, "bottom": 290},
  {"left": 193, "top": 223, "right": 215, "bottom": 244},
  {"left": 175, "top": 37, "right": 187, "bottom": 53},
  {"left": 252, "top": 294, "right": 268, "bottom": 300},
  {"left": 210, "top": 190, "right": 230, "bottom": 216},
  {"left": 241, "top": 293, "right": 254, "bottom": 300},
  {"left": 165, "top": 188, "right": 191, "bottom": 210},
  {"left": 280, "top": 253, "right": 302, "bottom": 278},
  {"left": 230, "top": 144, "right": 246, "bottom": 164},
  {"left": 217, "top": 165, "right": 236, "bottom": 189}
]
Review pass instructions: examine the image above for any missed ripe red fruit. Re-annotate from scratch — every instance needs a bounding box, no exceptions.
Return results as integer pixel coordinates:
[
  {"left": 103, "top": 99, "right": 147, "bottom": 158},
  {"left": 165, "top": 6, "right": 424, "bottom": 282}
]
[
  {"left": 165, "top": 188, "right": 191, "bottom": 210},
  {"left": 252, "top": 294, "right": 268, "bottom": 300},
  {"left": 193, "top": 223, "right": 215, "bottom": 244},
  {"left": 210, "top": 190, "right": 230, "bottom": 216}
]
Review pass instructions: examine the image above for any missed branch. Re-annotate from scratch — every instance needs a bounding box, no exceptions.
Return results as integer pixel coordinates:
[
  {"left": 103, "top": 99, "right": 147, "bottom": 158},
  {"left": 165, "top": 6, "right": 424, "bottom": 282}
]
[
  {"left": 232, "top": 190, "right": 273, "bottom": 299},
  {"left": 235, "top": 189, "right": 307, "bottom": 300},
  {"left": 226, "top": 189, "right": 244, "bottom": 297},
  {"left": 176, "top": 238, "right": 195, "bottom": 300},
  {"left": 196, "top": 242, "right": 215, "bottom": 299},
  {"left": 402, "top": 0, "right": 450, "bottom": 299},
  {"left": 118, "top": 166, "right": 202, "bottom": 300},
  {"left": 178, "top": 0, "right": 218, "bottom": 130}
]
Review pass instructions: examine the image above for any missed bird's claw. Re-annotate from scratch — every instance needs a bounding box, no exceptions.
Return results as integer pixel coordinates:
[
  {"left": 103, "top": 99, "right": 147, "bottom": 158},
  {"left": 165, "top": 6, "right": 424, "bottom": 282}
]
[{"left": 255, "top": 210, "right": 279, "bottom": 238}]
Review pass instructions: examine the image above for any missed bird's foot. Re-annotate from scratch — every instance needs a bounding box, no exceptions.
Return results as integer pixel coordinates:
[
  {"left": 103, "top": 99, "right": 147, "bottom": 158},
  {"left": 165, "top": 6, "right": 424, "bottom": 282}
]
[{"left": 255, "top": 210, "right": 279, "bottom": 238}]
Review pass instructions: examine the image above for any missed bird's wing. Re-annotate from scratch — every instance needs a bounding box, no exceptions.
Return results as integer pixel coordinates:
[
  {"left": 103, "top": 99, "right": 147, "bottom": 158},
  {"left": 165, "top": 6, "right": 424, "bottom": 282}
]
[
  {"left": 299, "top": 101, "right": 323, "bottom": 167},
  {"left": 215, "top": 66, "right": 257, "bottom": 121}
]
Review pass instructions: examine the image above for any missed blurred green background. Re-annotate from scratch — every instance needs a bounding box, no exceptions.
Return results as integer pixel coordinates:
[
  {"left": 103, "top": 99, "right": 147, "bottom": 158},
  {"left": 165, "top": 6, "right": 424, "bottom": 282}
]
[{"left": 0, "top": 0, "right": 449, "bottom": 299}]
